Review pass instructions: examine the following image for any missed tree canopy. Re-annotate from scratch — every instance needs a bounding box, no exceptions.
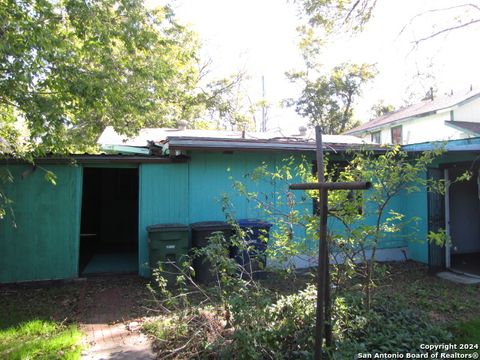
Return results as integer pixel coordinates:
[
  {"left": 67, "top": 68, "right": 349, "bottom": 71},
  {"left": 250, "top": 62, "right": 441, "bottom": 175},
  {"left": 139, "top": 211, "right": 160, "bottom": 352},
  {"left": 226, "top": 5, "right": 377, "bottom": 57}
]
[
  {"left": 1, "top": 0, "right": 203, "bottom": 154},
  {"left": 295, "top": 0, "right": 480, "bottom": 40},
  {"left": 286, "top": 63, "right": 376, "bottom": 134},
  {"left": 286, "top": 0, "right": 378, "bottom": 134}
]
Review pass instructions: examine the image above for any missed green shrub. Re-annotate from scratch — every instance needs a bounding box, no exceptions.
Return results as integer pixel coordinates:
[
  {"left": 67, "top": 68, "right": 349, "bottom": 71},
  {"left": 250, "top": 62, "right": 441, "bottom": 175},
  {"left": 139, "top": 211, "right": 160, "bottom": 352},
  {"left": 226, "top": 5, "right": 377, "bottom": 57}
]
[
  {"left": 225, "top": 285, "right": 316, "bottom": 359},
  {"left": 147, "top": 221, "right": 452, "bottom": 359},
  {"left": 223, "top": 288, "right": 452, "bottom": 359}
]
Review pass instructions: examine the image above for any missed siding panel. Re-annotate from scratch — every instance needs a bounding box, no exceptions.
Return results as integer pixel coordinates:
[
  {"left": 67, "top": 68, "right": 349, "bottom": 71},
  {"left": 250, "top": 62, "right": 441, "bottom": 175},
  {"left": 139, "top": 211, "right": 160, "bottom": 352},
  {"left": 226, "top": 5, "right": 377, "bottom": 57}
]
[
  {"left": 138, "top": 163, "right": 189, "bottom": 276},
  {"left": 0, "top": 165, "right": 81, "bottom": 283}
]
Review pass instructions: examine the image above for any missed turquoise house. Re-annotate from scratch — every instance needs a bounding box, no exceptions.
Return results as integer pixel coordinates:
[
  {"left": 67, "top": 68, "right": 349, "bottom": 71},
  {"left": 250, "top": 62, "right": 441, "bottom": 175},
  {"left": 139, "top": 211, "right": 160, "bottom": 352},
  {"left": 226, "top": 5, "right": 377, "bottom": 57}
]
[{"left": 1, "top": 129, "right": 479, "bottom": 283}]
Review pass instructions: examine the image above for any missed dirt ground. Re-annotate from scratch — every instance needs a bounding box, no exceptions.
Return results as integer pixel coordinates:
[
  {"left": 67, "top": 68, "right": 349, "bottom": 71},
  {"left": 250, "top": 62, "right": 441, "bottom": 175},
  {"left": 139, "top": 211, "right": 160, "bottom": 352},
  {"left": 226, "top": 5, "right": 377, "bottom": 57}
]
[
  {"left": 0, "top": 275, "right": 154, "bottom": 328},
  {"left": 1, "top": 262, "right": 479, "bottom": 358}
]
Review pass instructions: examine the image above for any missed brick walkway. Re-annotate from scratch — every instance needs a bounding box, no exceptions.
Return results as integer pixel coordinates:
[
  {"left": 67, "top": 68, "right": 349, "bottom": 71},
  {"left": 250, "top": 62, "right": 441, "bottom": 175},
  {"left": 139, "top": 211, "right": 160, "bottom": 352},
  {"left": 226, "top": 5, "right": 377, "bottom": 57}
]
[
  {"left": 81, "top": 322, "right": 154, "bottom": 360},
  {"left": 78, "top": 277, "right": 156, "bottom": 360}
]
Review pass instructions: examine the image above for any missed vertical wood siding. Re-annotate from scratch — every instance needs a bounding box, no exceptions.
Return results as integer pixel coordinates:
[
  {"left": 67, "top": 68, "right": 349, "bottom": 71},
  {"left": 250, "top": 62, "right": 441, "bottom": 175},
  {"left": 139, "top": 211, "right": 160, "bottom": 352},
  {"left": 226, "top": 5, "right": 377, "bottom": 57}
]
[
  {"left": 138, "top": 163, "right": 189, "bottom": 277},
  {"left": 0, "top": 165, "right": 82, "bottom": 283}
]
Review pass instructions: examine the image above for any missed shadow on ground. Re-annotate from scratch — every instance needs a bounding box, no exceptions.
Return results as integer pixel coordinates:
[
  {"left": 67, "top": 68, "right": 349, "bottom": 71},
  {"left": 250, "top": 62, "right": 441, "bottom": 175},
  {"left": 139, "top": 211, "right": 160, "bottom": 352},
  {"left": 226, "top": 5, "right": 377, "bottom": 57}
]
[{"left": 0, "top": 274, "right": 157, "bottom": 359}]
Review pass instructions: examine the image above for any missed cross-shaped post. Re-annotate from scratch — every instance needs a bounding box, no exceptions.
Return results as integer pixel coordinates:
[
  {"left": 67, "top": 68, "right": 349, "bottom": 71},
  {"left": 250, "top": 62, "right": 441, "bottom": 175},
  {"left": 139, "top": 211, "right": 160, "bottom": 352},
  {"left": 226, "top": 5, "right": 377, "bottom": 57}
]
[{"left": 289, "top": 126, "right": 371, "bottom": 360}]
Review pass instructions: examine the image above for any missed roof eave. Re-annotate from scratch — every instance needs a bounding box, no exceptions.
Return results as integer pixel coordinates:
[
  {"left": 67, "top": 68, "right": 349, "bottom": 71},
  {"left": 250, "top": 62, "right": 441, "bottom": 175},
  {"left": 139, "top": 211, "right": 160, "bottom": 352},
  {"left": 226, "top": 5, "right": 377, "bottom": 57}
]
[
  {"left": 166, "top": 138, "right": 382, "bottom": 153},
  {"left": 444, "top": 121, "right": 480, "bottom": 136}
]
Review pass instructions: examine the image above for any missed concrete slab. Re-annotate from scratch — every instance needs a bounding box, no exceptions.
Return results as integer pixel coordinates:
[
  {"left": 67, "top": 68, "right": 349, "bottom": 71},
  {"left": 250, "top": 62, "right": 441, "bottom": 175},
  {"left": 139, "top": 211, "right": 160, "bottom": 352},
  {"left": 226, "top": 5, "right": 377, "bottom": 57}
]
[{"left": 437, "top": 271, "right": 480, "bottom": 284}]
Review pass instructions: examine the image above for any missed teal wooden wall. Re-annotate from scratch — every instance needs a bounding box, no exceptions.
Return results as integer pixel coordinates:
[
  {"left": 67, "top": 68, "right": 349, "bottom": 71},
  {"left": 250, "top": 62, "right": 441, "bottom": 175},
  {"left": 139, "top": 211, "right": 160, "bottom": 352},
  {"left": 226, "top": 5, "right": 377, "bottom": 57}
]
[
  {"left": 0, "top": 165, "right": 82, "bottom": 283},
  {"left": 188, "top": 152, "right": 278, "bottom": 222},
  {"left": 5, "top": 148, "right": 471, "bottom": 282},
  {"left": 138, "top": 163, "right": 189, "bottom": 277},
  {"left": 139, "top": 151, "right": 411, "bottom": 274},
  {"left": 138, "top": 152, "right": 309, "bottom": 274}
]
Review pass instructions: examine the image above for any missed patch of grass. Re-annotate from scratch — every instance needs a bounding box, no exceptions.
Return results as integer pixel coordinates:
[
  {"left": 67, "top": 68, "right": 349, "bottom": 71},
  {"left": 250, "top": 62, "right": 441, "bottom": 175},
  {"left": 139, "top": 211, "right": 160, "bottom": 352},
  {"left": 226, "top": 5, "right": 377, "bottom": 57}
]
[
  {"left": 453, "top": 319, "right": 480, "bottom": 345},
  {"left": 375, "top": 261, "right": 480, "bottom": 324},
  {"left": 0, "top": 319, "right": 82, "bottom": 359}
]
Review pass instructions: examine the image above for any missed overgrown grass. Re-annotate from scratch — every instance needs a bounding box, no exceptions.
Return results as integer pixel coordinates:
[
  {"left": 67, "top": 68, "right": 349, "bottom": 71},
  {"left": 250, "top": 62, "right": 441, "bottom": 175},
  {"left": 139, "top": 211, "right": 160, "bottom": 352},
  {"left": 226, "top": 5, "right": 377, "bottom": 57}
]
[
  {"left": 144, "top": 261, "right": 480, "bottom": 358},
  {"left": 0, "top": 319, "right": 82, "bottom": 359},
  {"left": 374, "top": 262, "right": 480, "bottom": 324},
  {"left": 453, "top": 319, "right": 480, "bottom": 345}
]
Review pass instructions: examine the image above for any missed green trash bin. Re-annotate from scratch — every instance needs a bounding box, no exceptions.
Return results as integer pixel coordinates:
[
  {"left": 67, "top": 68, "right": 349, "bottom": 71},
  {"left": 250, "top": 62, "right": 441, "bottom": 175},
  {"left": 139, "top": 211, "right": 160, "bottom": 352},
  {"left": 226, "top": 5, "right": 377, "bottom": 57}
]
[{"left": 147, "top": 223, "right": 190, "bottom": 285}]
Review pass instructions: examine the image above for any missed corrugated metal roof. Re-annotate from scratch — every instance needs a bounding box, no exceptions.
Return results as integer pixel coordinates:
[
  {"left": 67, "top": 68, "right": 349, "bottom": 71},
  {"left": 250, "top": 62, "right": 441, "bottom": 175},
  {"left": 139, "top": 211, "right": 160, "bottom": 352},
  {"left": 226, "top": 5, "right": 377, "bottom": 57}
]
[
  {"left": 98, "top": 126, "right": 299, "bottom": 147},
  {"left": 98, "top": 126, "right": 372, "bottom": 152},
  {"left": 166, "top": 136, "right": 380, "bottom": 153},
  {"left": 345, "top": 90, "right": 480, "bottom": 134}
]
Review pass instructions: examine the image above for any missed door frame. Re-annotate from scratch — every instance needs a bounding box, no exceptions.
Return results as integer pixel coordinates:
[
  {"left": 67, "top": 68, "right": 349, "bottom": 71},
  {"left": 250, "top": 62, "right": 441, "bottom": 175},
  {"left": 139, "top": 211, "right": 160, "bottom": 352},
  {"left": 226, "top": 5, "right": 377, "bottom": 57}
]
[{"left": 78, "top": 164, "right": 140, "bottom": 276}]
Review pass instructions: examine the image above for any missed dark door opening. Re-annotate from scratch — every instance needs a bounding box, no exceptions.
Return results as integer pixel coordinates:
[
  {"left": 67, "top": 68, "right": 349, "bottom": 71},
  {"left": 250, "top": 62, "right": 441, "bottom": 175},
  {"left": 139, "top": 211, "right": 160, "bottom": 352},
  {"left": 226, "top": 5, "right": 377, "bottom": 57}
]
[
  {"left": 449, "top": 165, "right": 480, "bottom": 276},
  {"left": 79, "top": 167, "right": 139, "bottom": 275}
]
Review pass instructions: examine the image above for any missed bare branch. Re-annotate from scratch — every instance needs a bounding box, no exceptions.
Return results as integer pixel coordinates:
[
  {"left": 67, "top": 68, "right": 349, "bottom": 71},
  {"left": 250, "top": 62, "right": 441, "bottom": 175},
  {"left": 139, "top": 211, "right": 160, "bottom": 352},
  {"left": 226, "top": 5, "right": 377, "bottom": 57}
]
[
  {"left": 413, "top": 18, "right": 480, "bottom": 45},
  {"left": 398, "top": 3, "right": 480, "bottom": 38},
  {"left": 344, "top": 0, "right": 361, "bottom": 23}
]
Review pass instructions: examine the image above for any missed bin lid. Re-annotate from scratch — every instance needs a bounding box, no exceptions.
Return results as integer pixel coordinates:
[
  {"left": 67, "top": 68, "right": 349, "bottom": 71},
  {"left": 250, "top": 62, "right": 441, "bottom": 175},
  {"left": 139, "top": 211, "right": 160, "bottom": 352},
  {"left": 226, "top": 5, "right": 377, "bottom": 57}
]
[
  {"left": 190, "top": 221, "right": 232, "bottom": 231},
  {"left": 147, "top": 223, "right": 189, "bottom": 232},
  {"left": 237, "top": 219, "right": 272, "bottom": 228}
]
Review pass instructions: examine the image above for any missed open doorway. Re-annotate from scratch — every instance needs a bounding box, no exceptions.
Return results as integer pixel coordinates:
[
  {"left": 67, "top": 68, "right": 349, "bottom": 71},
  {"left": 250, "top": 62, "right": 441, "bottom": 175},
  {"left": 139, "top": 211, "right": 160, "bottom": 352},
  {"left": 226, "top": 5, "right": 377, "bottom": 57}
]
[
  {"left": 448, "top": 164, "right": 480, "bottom": 276},
  {"left": 79, "top": 167, "right": 139, "bottom": 275}
]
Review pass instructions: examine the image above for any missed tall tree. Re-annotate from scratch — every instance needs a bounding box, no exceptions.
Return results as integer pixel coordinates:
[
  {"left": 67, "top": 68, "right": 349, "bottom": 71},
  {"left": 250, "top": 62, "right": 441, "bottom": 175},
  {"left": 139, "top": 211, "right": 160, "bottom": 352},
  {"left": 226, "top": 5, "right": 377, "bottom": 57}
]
[
  {"left": 0, "top": 0, "right": 201, "bottom": 154},
  {"left": 295, "top": 0, "right": 377, "bottom": 34},
  {"left": 193, "top": 73, "right": 257, "bottom": 131},
  {"left": 286, "top": 63, "right": 376, "bottom": 134}
]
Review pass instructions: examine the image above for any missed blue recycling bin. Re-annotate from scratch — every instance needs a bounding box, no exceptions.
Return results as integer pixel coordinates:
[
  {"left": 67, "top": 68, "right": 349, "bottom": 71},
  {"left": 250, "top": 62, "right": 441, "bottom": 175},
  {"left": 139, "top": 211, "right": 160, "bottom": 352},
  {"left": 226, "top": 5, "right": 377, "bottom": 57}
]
[{"left": 235, "top": 219, "right": 272, "bottom": 279}]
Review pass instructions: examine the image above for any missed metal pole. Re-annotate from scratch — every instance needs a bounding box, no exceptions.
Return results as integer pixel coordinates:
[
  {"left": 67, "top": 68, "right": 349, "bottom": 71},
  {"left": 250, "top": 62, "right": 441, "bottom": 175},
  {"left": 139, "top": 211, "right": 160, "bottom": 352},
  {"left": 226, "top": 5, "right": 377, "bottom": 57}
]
[
  {"left": 289, "top": 126, "right": 370, "bottom": 357},
  {"left": 314, "top": 126, "right": 326, "bottom": 360}
]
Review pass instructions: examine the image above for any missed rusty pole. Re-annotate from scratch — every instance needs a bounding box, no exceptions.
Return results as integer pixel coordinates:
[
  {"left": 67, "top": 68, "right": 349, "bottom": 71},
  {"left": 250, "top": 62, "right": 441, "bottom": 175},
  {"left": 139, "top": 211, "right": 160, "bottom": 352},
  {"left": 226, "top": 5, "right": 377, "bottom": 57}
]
[{"left": 289, "top": 126, "right": 371, "bottom": 359}]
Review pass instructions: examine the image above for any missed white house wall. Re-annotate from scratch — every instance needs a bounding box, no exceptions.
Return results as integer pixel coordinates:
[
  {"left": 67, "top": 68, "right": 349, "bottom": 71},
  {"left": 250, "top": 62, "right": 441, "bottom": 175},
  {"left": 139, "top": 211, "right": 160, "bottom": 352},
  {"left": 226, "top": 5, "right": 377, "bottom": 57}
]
[
  {"left": 357, "top": 112, "right": 470, "bottom": 145},
  {"left": 399, "top": 113, "right": 467, "bottom": 144},
  {"left": 453, "top": 96, "right": 480, "bottom": 122}
]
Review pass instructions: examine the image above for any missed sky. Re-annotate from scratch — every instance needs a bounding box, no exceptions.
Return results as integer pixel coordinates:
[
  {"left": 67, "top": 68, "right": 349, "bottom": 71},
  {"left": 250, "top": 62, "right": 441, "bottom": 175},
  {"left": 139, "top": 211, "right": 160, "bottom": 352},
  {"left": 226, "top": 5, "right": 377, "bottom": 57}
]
[{"left": 149, "top": 0, "right": 480, "bottom": 133}]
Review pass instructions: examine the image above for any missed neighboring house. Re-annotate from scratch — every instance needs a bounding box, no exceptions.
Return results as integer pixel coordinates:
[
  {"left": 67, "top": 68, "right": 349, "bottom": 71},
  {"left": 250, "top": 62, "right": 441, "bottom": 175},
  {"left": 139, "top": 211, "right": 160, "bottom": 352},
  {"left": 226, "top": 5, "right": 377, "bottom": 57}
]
[
  {"left": 345, "top": 89, "right": 480, "bottom": 145},
  {"left": 1, "top": 127, "right": 479, "bottom": 283}
]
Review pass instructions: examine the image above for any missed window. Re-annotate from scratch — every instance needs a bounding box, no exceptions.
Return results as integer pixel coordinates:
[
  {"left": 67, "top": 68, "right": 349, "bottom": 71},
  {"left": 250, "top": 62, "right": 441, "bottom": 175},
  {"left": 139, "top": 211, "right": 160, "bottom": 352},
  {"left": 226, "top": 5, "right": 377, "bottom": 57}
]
[
  {"left": 391, "top": 126, "right": 402, "bottom": 144},
  {"left": 371, "top": 131, "right": 381, "bottom": 144}
]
